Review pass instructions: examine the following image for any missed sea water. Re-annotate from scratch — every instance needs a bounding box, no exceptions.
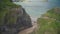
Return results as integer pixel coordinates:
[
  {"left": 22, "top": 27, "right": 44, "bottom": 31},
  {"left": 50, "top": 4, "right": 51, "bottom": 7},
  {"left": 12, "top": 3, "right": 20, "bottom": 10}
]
[{"left": 14, "top": 0, "right": 60, "bottom": 21}]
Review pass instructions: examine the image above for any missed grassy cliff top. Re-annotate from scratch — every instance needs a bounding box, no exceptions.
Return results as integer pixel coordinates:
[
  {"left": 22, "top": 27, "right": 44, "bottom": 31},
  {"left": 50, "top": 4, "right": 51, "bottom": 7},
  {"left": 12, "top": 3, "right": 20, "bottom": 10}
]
[
  {"left": 31, "top": 8, "right": 60, "bottom": 34},
  {"left": 0, "top": 0, "right": 21, "bottom": 25},
  {"left": 0, "top": 0, "right": 21, "bottom": 11}
]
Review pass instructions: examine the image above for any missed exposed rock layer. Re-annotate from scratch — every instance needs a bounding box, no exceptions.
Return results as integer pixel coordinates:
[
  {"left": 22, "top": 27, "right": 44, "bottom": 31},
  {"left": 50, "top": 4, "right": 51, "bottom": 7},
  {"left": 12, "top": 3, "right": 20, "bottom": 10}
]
[{"left": 0, "top": 0, "right": 32, "bottom": 34}]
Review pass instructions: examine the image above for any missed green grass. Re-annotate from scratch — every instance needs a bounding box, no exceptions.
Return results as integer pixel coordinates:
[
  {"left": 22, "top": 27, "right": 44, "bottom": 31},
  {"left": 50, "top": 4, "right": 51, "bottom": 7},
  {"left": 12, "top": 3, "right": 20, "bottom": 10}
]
[
  {"left": 31, "top": 8, "right": 60, "bottom": 34},
  {"left": 0, "top": 0, "right": 21, "bottom": 25}
]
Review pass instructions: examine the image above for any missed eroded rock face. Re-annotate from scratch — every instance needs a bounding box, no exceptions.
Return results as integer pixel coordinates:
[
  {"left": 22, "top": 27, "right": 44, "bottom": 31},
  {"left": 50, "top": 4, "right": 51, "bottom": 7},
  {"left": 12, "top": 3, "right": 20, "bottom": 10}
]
[
  {"left": 0, "top": 6, "right": 32, "bottom": 34},
  {"left": 0, "top": 0, "right": 32, "bottom": 34}
]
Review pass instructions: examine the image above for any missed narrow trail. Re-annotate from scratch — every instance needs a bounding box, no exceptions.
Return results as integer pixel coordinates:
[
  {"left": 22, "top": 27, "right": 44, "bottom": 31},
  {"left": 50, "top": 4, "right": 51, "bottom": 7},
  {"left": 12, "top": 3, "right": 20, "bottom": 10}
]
[{"left": 18, "top": 22, "right": 38, "bottom": 34}]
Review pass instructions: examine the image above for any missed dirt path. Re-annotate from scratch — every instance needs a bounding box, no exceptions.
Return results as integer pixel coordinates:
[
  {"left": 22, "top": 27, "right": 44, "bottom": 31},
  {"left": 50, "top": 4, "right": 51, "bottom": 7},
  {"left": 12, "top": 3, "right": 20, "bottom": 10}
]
[{"left": 18, "top": 22, "right": 37, "bottom": 34}]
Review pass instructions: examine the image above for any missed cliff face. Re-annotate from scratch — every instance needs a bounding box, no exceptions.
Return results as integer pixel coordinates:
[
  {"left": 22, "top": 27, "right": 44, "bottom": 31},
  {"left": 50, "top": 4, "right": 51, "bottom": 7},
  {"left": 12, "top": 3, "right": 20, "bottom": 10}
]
[{"left": 0, "top": 0, "right": 32, "bottom": 34}]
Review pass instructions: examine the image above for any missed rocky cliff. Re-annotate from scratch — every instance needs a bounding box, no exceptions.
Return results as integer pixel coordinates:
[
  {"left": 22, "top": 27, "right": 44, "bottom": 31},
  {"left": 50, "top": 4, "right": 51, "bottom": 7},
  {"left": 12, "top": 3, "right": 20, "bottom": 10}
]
[{"left": 0, "top": 0, "right": 32, "bottom": 34}]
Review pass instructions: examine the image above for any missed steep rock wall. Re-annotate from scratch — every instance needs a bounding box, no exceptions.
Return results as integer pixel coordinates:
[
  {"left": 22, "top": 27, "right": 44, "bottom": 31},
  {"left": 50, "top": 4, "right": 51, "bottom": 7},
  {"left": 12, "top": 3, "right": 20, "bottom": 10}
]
[{"left": 0, "top": 0, "right": 32, "bottom": 34}]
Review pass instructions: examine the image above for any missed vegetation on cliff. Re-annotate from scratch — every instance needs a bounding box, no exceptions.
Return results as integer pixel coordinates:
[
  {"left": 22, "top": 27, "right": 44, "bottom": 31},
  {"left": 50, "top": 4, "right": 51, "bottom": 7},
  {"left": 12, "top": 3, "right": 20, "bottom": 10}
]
[
  {"left": 0, "top": 0, "right": 20, "bottom": 25},
  {"left": 0, "top": 0, "right": 32, "bottom": 34},
  {"left": 31, "top": 8, "right": 60, "bottom": 34},
  {"left": 36, "top": 8, "right": 60, "bottom": 34}
]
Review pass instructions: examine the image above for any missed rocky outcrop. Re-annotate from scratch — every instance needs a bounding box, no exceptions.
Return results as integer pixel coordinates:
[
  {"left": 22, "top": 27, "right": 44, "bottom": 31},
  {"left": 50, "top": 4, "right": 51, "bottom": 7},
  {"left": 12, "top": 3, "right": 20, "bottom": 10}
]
[{"left": 0, "top": 0, "right": 32, "bottom": 34}]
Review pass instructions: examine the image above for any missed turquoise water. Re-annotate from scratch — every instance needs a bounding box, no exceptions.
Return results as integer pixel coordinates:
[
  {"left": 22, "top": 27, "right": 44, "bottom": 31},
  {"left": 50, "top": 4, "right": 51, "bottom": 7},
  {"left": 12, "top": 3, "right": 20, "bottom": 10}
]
[{"left": 14, "top": 0, "right": 60, "bottom": 21}]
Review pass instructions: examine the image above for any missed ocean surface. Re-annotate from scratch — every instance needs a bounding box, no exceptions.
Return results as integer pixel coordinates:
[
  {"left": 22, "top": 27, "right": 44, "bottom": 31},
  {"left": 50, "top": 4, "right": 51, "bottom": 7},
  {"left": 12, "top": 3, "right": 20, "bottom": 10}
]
[{"left": 14, "top": 0, "right": 60, "bottom": 21}]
